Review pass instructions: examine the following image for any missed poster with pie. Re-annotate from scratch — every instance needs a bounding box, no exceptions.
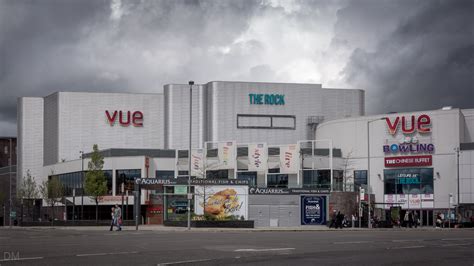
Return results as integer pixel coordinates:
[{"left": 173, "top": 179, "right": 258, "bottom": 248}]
[{"left": 194, "top": 186, "right": 248, "bottom": 220}]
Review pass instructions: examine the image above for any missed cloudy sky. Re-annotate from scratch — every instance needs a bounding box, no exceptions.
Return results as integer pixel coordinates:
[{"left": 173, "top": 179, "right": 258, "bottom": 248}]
[{"left": 0, "top": 0, "right": 473, "bottom": 136}]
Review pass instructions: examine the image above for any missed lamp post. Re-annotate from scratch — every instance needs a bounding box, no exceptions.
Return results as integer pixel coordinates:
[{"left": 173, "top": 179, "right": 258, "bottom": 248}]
[
  {"left": 187, "top": 80, "right": 194, "bottom": 230},
  {"left": 9, "top": 138, "right": 12, "bottom": 228},
  {"left": 448, "top": 193, "right": 453, "bottom": 228},
  {"left": 367, "top": 117, "right": 385, "bottom": 228},
  {"left": 80, "top": 151, "right": 84, "bottom": 220}
]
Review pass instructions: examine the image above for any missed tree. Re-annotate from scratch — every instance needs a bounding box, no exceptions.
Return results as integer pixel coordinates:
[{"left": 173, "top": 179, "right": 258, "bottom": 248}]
[
  {"left": 40, "top": 174, "right": 64, "bottom": 225},
  {"left": 18, "top": 170, "right": 39, "bottom": 221},
  {"left": 84, "top": 144, "right": 107, "bottom": 223}
]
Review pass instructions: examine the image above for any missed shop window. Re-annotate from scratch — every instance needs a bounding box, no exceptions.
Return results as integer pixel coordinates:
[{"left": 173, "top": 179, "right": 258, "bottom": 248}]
[
  {"left": 237, "top": 114, "right": 296, "bottom": 130},
  {"left": 303, "top": 170, "right": 332, "bottom": 190},
  {"left": 237, "top": 172, "right": 257, "bottom": 186},
  {"left": 354, "top": 170, "right": 368, "bottom": 189},
  {"left": 116, "top": 169, "right": 141, "bottom": 194},
  {"left": 156, "top": 170, "right": 175, "bottom": 179},
  {"left": 267, "top": 174, "right": 288, "bottom": 188},
  {"left": 206, "top": 170, "right": 228, "bottom": 179}
]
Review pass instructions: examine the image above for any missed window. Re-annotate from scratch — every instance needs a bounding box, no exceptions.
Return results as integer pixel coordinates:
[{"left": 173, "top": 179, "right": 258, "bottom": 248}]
[
  {"left": 302, "top": 170, "right": 332, "bottom": 190},
  {"left": 178, "top": 170, "right": 188, "bottom": 176},
  {"left": 206, "top": 170, "right": 228, "bottom": 179},
  {"left": 116, "top": 169, "right": 141, "bottom": 194},
  {"left": 237, "top": 114, "right": 295, "bottom": 129},
  {"left": 156, "top": 170, "right": 175, "bottom": 179},
  {"left": 55, "top": 170, "right": 112, "bottom": 196},
  {"left": 237, "top": 172, "right": 257, "bottom": 186},
  {"left": 267, "top": 174, "right": 288, "bottom": 188},
  {"left": 354, "top": 170, "right": 368, "bottom": 188}
]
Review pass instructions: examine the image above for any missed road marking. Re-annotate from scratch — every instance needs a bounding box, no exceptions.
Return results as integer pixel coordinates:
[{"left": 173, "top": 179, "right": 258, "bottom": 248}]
[
  {"left": 441, "top": 238, "right": 474, "bottom": 241},
  {"left": 157, "top": 258, "right": 213, "bottom": 265},
  {"left": 234, "top": 248, "right": 295, "bottom": 252},
  {"left": 0, "top": 256, "right": 44, "bottom": 262},
  {"left": 333, "top": 241, "right": 370, "bottom": 244},
  {"left": 76, "top": 251, "right": 138, "bottom": 257},
  {"left": 392, "top": 239, "right": 423, "bottom": 242},
  {"left": 389, "top": 245, "right": 425, "bottom": 250},
  {"left": 441, "top": 243, "right": 471, "bottom": 247}
]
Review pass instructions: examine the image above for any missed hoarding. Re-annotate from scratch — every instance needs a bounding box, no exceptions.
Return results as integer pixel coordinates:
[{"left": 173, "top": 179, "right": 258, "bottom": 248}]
[
  {"left": 194, "top": 186, "right": 248, "bottom": 220},
  {"left": 301, "top": 196, "right": 326, "bottom": 225}
]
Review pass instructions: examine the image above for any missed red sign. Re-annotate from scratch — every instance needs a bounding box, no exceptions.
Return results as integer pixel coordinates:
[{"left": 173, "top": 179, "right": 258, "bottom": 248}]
[
  {"left": 384, "top": 155, "right": 432, "bottom": 167},
  {"left": 106, "top": 110, "right": 143, "bottom": 127},
  {"left": 385, "top": 114, "right": 431, "bottom": 135}
]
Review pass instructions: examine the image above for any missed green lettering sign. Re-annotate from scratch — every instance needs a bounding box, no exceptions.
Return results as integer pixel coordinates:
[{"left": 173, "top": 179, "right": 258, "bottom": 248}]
[{"left": 249, "top": 93, "right": 285, "bottom": 105}]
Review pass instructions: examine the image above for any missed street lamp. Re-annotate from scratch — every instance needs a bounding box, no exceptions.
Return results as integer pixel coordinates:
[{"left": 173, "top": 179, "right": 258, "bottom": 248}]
[
  {"left": 79, "top": 151, "right": 84, "bottom": 220},
  {"left": 187, "top": 80, "right": 194, "bottom": 230},
  {"left": 448, "top": 193, "right": 453, "bottom": 228},
  {"left": 367, "top": 117, "right": 386, "bottom": 228},
  {"left": 9, "top": 138, "right": 12, "bottom": 228}
]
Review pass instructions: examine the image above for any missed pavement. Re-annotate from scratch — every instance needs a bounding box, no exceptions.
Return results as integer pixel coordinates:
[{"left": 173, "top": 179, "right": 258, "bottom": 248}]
[{"left": 0, "top": 226, "right": 473, "bottom": 265}]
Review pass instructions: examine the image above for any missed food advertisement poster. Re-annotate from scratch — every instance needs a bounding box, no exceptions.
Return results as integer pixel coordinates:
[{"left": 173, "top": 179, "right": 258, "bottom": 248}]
[
  {"left": 194, "top": 186, "right": 248, "bottom": 219},
  {"left": 301, "top": 196, "right": 326, "bottom": 225}
]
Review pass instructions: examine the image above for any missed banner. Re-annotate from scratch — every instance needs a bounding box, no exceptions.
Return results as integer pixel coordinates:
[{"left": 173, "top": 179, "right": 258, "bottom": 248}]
[
  {"left": 279, "top": 144, "right": 299, "bottom": 174},
  {"left": 191, "top": 149, "right": 204, "bottom": 177},
  {"left": 301, "top": 196, "right": 326, "bottom": 225},
  {"left": 408, "top": 194, "right": 421, "bottom": 209},
  {"left": 248, "top": 143, "right": 267, "bottom": 171},
  {"left": 194, "top": 186, "right": 248, "bottom": 219},
  {"left": 218, "top": 141, "right": 235, "bottom": 169}
]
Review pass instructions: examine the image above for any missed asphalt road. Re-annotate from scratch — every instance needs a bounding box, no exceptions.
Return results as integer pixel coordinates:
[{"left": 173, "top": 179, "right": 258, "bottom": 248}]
[{"left": 0, "top": 228, "right": 473, "bottom": 265}]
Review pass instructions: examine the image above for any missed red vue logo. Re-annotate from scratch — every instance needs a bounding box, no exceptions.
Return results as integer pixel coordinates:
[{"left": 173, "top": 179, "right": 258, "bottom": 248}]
[
  {"left": 106, "top": 110, "right": 143, "bottom": 127},
  {"left": 385, "top": 114, "right": 431, "bottom": 135}
]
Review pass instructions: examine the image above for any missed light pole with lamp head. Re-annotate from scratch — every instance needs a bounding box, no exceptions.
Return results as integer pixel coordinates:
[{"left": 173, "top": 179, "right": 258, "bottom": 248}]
[
  {"left": 79, "top": 151, "right": 84, "bottom": 220},
  {"left": 367, "top": 117, "right": 386, "bottom": 228},
  {"left": 187, "top": 80, "right": 194, "bottom": 230}
]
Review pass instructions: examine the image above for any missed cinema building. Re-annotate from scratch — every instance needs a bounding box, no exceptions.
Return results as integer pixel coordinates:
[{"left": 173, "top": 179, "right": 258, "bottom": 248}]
[{"left": 16, "top": 80, "right": 474, "bottom": 226}]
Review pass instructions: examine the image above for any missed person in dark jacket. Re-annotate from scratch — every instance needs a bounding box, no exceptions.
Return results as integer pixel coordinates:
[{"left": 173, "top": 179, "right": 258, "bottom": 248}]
[{"left": 336, "top": 211, "right": 344, "bottom": 229}]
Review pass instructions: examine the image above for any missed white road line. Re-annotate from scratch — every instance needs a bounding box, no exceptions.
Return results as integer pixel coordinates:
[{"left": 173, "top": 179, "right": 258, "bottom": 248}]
[
  {"left": 392, "top": 239, "right": 422, "bottom": 242},
  {"left": 234, "top": 248, "right": 295, "bottom": 252},
  {"left": 441, "top": 238, "right": 474, "bottom": 241},
  {"left": 0, "top": 256, "right": 44, "bottom": 262},
  {"left": 389, "top": 245, "right": 425, "bottom": 250},
  {"left": 157, "top": 258, "right": 213, "bottom": 265},
  {"left": 441, "top": 243, "right": 471, "bottom": 247},
  {"left": 333, "top": 241, "right": 370, "bottom": 244},
  {"left": 76, "top": 251, "right": 138, "bottom": 257}
]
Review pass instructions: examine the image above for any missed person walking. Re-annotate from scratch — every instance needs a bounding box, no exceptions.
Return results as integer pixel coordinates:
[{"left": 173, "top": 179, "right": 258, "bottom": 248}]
[
  {"left": 329, "top": 210, "right": 337, "bottom": 228},
  {"left": 109, "top": 207, "right": 115, "bottom": 231},
  {"left": 114, "top": 204, "right": 122, "bottom": 231},
  {"left": 408, "top": 211, "right": 414, "bottom": 228},
  {"left": 336, "top": 211, "right": 344, "bottom": 229}
]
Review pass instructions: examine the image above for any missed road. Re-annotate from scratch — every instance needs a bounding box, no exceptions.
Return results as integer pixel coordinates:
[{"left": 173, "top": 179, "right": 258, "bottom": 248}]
[{"left": 0, "top": 227, "right": 473, "bottom": 265}]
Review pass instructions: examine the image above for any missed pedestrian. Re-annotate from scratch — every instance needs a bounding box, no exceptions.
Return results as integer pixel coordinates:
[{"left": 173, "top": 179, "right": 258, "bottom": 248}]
[
  {"left": 403, "top": 211, "right": 409, "bottom": 227},
  {"left": 114, "top": 204, "right": 122, "bottom": 231},
  {"left": 109, "top": 207, "right": 115, "bottom": 231},
  {"left": 329, "top": 210, "right": 337, "bottom": 228},
  {"left": 408, "top": 211, "right": 413, "bottom": 228},
  {"left": 336, "top": 211, "right": 344, "bottom": 229},
  {"left": 351, "top": 214, "right": 356, "bottom": 228},
  {"left": 413, "top": 212, "right": 419, "bottom": 228}
]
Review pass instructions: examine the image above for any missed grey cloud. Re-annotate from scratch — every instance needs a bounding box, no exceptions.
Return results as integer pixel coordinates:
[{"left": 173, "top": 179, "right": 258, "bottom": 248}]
[{"left": 340, "top": 0, "right": 474, "bottom": 114}]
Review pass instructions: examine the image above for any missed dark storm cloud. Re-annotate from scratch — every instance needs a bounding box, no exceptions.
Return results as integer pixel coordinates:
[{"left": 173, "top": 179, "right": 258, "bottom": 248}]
[
  {"left": 0, "top": 0, "right": 473, "bottom": 136},
  {"left": 340, "top": 0, "right": 474, "bottom": 114}
]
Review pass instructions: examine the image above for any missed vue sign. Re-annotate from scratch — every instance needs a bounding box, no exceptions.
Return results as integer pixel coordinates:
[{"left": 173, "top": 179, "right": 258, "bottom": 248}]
[
  {"left": 106, "top": 110, "right": 143, "bottom": 127},
  {"left": 385, "top": 114, "right": 431, "bottom": 135}
]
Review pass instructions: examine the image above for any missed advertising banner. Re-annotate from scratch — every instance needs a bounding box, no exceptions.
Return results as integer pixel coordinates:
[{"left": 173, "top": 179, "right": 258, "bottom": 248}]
[
  {"left": 421, "top": 194, "right": 434, "bottom": 208},
  {"left": 194, "top": 186, "right": 248, "bottom": 220},
  {"left": 248, "top": 143, "right": 268, "bottom": 171},
  {"left": 408, "top": 194, "right": 421, "bottom": 209},
  {"left": 191, "top": 149, "right": 204, "bottom": 177},
  {"left": 397, "top": 194, "right": 409, "bottom": 209},
  {"left": 218, "top": 142, "right": 235, "bottom": 169},
  {"left": 301, "top": 196, "right": 326, "bottom": 225},
  {"left": 384, "top": 155, "right": 432, "bottom": 168},
  {"left": 384, "top": 194, "right": 397, "bottom": 209},
  {"left": 280, "top": 144, "right": 299, "bottom": 174}
]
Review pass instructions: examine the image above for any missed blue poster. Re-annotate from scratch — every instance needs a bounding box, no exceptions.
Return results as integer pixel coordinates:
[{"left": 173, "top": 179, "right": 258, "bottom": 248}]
[{"left": 301, "top": 196, "right": 326, "bottom": 225}]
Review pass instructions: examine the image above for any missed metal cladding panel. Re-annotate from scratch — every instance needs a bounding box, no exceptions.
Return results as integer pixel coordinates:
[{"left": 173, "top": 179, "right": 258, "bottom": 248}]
[
  {"left": 51, "top": 92, "right": 163, "bottom": 163},
  {"left": 207, "top": 81, "right": 363, "bottom": 145},
  {"left": 164, "top": 84, "right": 206, "bottom": 149},
  {"left": 44, "top": 93, "right": 59, "bottom": 166},
  {"left": 17, "top": 97, "right": 44, "bottom": 183}
]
